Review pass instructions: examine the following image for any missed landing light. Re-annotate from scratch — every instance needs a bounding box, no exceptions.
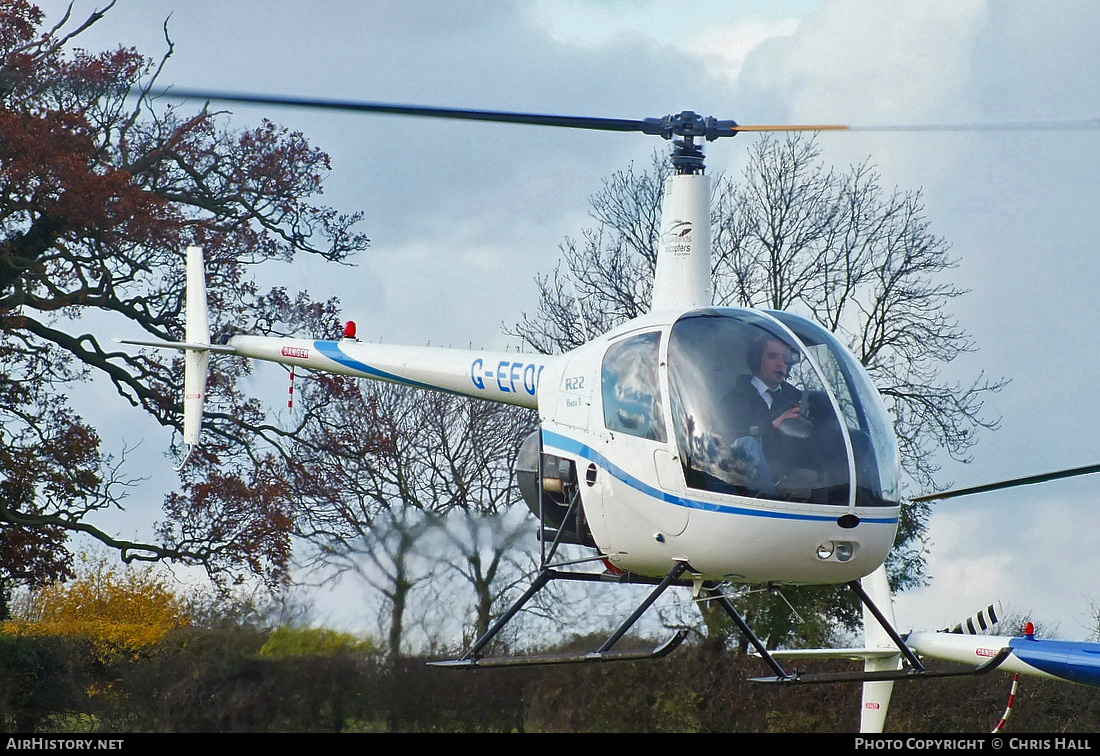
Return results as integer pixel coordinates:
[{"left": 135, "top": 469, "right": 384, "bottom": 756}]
[{"left": 816, "top": 541, "right": 855, "bottom": 562}]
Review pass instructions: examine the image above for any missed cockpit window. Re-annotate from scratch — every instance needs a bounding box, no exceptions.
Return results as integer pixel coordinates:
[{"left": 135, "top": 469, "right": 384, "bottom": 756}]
[
  {"left": 666, "top": 309, "right": 899, "bottom": 506},
  {"left": 602, "top": 331, "right": 666, "bottom": 442},
  {"left": 770, "top": 310, "right": 900, "bottom": 505}
]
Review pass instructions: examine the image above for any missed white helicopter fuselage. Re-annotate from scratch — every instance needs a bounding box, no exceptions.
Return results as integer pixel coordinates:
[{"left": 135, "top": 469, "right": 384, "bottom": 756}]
[{"left": 534, "top": 310, "right": 899, "bottom": 584}]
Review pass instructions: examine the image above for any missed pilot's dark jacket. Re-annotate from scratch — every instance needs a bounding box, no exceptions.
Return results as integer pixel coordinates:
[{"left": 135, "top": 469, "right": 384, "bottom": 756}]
[{"left": 725, "top": 374, "right": 805, "bottom": 477}]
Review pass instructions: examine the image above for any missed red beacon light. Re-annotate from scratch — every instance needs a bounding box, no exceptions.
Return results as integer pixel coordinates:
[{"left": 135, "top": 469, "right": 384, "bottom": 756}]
[
  {"left": 1024, "top": 621, "right": 1036, "bottom": 639},
  {"left": 343, "top": 320, "right": 357, "bottom": 340}
]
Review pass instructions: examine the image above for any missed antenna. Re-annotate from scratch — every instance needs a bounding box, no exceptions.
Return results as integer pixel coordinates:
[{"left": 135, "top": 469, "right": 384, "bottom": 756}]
[{"left": 565, "top": 268, "right": 590, "bottom": 342}]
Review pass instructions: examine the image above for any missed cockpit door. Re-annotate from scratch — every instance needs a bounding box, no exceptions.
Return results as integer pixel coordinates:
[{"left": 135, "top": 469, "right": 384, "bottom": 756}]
[{"left": 600, "top": 330, "right": 688, "bottom": 536}]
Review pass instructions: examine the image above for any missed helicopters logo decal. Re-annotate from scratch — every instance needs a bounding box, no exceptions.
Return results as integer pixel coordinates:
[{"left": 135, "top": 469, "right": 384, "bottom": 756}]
[{"left": 661, "top": 220, "right": 693, "bottom": 257}]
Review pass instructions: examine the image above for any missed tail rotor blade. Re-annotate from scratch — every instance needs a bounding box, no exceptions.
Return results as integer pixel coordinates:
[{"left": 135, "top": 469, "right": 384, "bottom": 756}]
[
  {"left": 177, "top": 246, "right": 212, "bottom": 469},
  {"left": 941, "top": 602, "right": 1003, "bottom": 635}
]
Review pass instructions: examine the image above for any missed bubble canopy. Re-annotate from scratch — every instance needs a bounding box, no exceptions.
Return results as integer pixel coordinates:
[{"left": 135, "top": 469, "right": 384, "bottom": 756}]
[{"left": 664, "top": 308, "right": 900, "bottom": 507}]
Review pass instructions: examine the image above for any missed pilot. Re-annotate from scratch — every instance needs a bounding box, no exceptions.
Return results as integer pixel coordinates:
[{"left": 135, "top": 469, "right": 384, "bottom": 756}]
[
  {"left": 724, "top": 333, "right": 809, "bottom": 495},
  {"left": 739, "top": 334, "right": 803, "bottom": 430}
]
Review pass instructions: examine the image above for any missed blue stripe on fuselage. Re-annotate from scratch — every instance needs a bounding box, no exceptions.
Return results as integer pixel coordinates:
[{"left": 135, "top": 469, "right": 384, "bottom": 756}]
[
  {"left": 541, "top": 429, "right": 899, "bottom": 525},
  {"left": 313, "top": 341, "right": 443, "bottom": 393},
  {"left": 1009, "top": 637, "right": 1100, "bottom": 687}
]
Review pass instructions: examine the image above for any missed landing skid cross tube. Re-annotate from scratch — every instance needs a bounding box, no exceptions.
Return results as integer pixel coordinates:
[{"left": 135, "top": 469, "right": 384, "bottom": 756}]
[{"left": 429, "top": 562, "right": 691, "bottom": 669}]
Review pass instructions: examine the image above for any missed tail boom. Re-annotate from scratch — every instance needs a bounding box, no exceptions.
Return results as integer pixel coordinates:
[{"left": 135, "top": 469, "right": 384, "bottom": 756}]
[
  {"left": 227, "top": 334, "right": 550, "bottom": 410},
  {"left": 906, "top": 631, "right": 1100, "bottom": 687},
  {"left": 118, "top": 245, "right": 554, "bottom": 469}
]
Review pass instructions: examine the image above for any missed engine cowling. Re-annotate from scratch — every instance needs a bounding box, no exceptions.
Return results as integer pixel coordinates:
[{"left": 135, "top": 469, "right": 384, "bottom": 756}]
[{"left": 516, "top": 430, "right": 591, "bottom": 545}]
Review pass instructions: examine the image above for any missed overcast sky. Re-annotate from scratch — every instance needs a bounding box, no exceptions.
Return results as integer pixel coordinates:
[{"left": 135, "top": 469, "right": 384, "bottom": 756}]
[{"left": 34, "top": 0, "right": 1100, "bottom": 642}]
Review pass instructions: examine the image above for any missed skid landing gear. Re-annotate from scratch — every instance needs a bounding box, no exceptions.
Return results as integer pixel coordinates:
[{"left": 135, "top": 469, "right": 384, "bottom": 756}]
[
  {"left": 430, "top": 561, "right": 692, "bottom": 669},
  {"left": 433, "top": 436, "right": 697, "bottom": 669}
]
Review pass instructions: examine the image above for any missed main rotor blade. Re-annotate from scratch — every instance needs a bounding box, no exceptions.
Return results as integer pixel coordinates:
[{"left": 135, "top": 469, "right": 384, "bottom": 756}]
[
  {"left": 844, "top": 119, "right": 1100, "bottom": 132},
  {"left": 150, "top": 88, "right": 665, "bottom": 135},
  {"left": 912, "top": 463, "right": 1100, "bottom": 502},
  {"left": 147, "top": 88, "right": 1100, "bottom": 137},
  {"left": 145, "top": 88, "right": 1100, "bottom": 145},
  {"left": 736, "top": 119, "right": 1100, "bottom": 133},
  {"left": 147, "top": 89, "right": 847, "bottom": 134}
]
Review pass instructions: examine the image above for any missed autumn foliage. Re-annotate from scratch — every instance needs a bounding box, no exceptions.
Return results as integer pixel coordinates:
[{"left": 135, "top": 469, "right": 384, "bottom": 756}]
[
  {"left": 2, "top": 556, "right": 190, "bottom": 661},
  {"left": 0, "top": 1, "right": 371, "bottom": 594}
]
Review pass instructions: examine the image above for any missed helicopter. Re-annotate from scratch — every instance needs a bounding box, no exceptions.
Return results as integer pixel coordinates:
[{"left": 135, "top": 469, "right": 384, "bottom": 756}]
[{"left": 118, "top": 90, "right": 1100, "bottom": 733}]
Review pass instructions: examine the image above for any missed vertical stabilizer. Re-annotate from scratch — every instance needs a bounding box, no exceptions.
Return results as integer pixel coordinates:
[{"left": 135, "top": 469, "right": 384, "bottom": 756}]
[
  {"left": 859, "top": 565, "right": 901, "bottom": 733},
  {"left": 178, "top": 246, "right": 211, "bottom": 468}
]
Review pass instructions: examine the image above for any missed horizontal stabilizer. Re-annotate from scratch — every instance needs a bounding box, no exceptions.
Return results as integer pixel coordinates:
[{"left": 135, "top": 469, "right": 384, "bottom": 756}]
[{"left": 114, "top": 337, "right": 237, "bottom": 354}]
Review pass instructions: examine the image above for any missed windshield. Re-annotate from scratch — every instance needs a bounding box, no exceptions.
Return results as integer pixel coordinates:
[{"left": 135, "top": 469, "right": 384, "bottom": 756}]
[{"left": 666, "top": 309, "right": 900, "bottom": 506}]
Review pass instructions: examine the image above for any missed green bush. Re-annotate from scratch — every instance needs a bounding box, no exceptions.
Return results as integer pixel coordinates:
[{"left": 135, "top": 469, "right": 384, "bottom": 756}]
[
  {"left": 258, "top": 626, "right": 378, "bottom": 658},
  {"left": 0, "top": 632, "right": 91, "bottom": 733}
]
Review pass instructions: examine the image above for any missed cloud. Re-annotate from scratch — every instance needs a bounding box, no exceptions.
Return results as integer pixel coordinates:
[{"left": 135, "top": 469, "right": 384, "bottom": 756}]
[{"left": 734, "top": 0, "right": 988, "bottom": 120}]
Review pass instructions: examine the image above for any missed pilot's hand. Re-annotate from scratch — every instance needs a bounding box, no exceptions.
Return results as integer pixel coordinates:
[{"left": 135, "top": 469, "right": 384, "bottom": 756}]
[{"left": 772, "top": 405, "right": 801, "bottom": 430}]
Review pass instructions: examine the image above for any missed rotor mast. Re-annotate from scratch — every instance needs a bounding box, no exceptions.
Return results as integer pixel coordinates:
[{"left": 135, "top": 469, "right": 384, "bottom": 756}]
[{"left": 649, "top": 111, "right": 734, "bottom": 311}]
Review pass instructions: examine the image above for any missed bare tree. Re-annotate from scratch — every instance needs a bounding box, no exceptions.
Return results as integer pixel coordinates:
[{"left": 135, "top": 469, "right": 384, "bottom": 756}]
[
  {"left": 290, "top": 374, "right": 538, "bottom": 657},
  {"left": 714, "top": 136, "right": 1004, "bottom": 500},
  {"left": 315, "top": 505, "right": 438, "bottom": 662},
  {"left": 511, "top": 151, "right": 670, "bottom": 353},
  {"left": 435, "top": 506, "right": 533, "bottom": 646}
]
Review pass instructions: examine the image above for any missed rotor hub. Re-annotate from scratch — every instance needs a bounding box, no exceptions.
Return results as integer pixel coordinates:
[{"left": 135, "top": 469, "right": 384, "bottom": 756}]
[{"left": 642, "top": 110, "right": 740, "bottom": 141}]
